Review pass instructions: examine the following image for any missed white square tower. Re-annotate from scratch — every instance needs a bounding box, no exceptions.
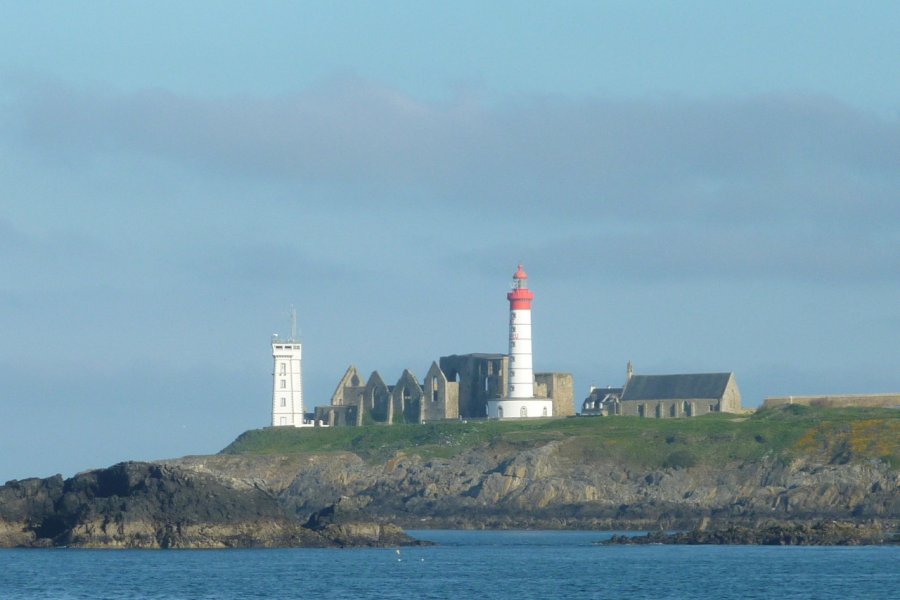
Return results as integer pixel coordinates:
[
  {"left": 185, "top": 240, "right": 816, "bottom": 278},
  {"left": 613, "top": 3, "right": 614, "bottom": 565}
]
[{"left": 271, "top": 307, "right": 305, "bottom": 427}]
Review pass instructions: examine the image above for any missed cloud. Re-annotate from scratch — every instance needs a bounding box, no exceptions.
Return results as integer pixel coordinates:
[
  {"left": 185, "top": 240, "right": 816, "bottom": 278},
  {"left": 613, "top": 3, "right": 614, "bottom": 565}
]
[
  {"left": 4, "top": 77, "right": 898, "bottom": 225},
  {"left": 3, "top": 76, "right": 898, "bottom": 287}
]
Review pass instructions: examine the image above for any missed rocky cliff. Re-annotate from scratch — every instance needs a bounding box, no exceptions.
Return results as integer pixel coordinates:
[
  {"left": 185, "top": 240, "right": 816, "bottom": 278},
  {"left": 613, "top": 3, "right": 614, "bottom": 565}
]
[
  {"left": 0, "top": 462, "right": 419, "bottom": 548},
  {"left": 167, "top": 438, "right": 898, "bottom": 530},
  {"left": 5, "top": 408, "right": 897, "bottom": 545}
]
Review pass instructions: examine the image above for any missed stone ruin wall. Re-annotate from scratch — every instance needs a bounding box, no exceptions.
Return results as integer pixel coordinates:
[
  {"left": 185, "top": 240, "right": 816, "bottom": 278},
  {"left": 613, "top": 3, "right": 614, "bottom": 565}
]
[{"left": 535, "top": 372, "right": 575, "bottom": 417}]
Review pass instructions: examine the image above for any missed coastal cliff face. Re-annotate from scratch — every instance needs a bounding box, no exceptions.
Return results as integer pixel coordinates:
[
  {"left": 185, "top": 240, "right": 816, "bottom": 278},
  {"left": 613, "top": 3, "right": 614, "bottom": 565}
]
[
  {"left": 0, "top": 462, "right": 417, "bottom": 548},
  {"left": 167, "top": 438, "right": 898, "bottom": 530},
  {"left": 4, "top": 408, "right": 897, "bottom": 546}
]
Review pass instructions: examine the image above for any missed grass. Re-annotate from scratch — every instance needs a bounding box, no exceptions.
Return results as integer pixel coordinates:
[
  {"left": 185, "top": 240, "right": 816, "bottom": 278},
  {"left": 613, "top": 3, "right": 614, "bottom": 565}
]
[{"left": 221, "top": 405, "right": 900, "bottom": 469}]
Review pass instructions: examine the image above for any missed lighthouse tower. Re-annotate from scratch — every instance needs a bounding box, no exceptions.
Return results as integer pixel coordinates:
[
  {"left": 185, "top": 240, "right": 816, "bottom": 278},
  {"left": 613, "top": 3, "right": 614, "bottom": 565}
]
[
  {"left": 487, "top": 264, "right": 554, "bottom": 419},
  {"left": 271, "top": 306, "right": 306, "bottom": 427},
  {"left": 507, "top": 264, "right": 535, "bottom": 398}
]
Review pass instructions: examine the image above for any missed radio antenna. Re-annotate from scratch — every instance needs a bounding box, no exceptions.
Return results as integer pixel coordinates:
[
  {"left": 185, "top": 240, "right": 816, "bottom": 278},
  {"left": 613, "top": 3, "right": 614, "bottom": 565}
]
[{"left": 289, "top": 305, "right": 297, "bottom": 341}]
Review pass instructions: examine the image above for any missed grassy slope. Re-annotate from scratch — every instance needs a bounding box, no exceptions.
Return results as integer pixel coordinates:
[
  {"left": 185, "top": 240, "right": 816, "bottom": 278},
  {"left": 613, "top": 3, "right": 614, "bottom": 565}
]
[{"left": 222, "top": 405, "right": 900, "bottom": 470}]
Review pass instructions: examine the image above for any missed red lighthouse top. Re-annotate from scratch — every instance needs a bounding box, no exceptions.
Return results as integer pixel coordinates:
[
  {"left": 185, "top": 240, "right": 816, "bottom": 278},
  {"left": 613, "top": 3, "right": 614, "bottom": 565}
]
[{"left": 507, "top": 263, "right": 534, "bottom": 310}]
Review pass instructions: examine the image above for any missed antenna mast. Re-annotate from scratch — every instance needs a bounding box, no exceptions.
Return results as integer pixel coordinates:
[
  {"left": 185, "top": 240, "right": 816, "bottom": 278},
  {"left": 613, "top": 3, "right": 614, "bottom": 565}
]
[{"left": 289, "top": 305, "right": 297, "bottom": 341}]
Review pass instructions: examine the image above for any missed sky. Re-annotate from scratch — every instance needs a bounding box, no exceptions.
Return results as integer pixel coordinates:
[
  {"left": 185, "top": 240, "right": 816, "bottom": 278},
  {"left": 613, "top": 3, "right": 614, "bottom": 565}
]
[{"left": 1, "top": 1, "right": 898, "bottom": 482}]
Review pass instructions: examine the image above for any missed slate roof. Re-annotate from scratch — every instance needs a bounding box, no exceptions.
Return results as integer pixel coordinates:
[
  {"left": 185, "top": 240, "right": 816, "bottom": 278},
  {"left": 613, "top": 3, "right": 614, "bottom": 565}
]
[{"left": 620, "top": 373, "right": 732, "bottom": 402}]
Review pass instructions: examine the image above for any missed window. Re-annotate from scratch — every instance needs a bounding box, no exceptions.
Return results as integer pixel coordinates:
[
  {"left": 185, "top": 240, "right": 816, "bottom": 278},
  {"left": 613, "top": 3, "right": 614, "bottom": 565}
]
[
  {"left": 542, "top": 406, "right": 548, "bottom": 417},
  {"left": 520, "top": 406, "right": 527, "bottom": 417},
  {"left": 498, "top": 406, "right": 503, "bottom": 418},
  {"left": 281, "top": 398, "right": 286, "bottom": 407},
  {"left": 279, "top": 363, "right": 286, "bottom": 376},
  {"left": 280, "top": 380, "right": 286, "bottom": 389}
]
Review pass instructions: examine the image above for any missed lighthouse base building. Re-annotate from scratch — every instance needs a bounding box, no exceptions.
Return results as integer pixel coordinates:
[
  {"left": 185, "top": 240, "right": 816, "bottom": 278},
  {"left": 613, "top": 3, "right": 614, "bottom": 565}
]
[{"left": 486, "top": 397, "right": 554, "bottom": 419}]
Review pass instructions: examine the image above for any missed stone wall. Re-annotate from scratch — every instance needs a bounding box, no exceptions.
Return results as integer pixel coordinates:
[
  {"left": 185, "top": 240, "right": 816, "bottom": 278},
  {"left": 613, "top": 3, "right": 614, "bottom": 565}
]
[
  {"left": 422, "top": 362, "right": 459, "bottom": 422},
  {"left": 720, "top": 375, "right": 742, "bottom": 413},
  {"left": 363, "top": 372, "right": 392, "bottom": 423},
  {"left": 439, "top": 354, "right": 507, "bottom": 418},
  {"left": 762, "top": 394, "right": 900, "bottom": 409},
  {"left": 314, "top": 404, "right": 359, "bottom": 427},
  {"left": 535, "top": 372, "right": 575, "bottom": 417},
  {"left": 391, "top": 369, "right": 425, "bottom": 424},
  {"left": 618, "top": 399, "right": 720, "bottom": 418}
]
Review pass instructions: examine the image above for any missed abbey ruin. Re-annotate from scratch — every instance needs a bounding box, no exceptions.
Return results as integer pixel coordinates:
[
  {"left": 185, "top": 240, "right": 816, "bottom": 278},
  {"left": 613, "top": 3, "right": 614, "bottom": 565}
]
[{"left": 314, "top": 353, "right": 575, "bottom": 427}]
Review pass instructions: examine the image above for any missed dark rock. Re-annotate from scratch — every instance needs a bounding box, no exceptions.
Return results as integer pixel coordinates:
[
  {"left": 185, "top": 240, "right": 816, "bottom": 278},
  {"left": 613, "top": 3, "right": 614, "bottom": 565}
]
[
  {"left": 604, "top": 521, "right": 900, "bottom": 546},
  {"left": 0, "top": 462, "right": 419, "bottom": 548}
]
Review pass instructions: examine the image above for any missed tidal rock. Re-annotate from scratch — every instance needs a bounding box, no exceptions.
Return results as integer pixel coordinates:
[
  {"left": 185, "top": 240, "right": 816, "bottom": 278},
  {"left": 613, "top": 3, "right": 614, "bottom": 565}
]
[
  {"left": 604, "top": 521, "right": 900, "bottom": 546},
  {"left": 0, "top": 462, "right": 419, "bottom": 548}
]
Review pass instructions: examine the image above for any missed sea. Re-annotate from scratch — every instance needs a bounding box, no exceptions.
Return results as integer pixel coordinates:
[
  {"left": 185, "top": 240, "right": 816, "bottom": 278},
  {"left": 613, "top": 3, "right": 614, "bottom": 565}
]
[{"left": 0, "top": 530, "right": 897, "bottom": 599}]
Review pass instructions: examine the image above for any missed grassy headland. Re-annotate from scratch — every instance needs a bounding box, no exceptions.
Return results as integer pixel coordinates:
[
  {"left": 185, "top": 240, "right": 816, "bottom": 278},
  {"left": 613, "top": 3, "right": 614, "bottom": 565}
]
[{"left": 222, "top": 405, "right": 899, "bottom": 470}]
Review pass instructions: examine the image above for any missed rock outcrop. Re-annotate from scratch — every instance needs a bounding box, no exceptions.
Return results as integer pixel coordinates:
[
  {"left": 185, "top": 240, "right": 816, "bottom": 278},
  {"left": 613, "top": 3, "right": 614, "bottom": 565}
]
[
  {"left": 605, "top": 521, "right": 900, "bottom": 545},
  {"left": 0, "top": 462, "right": 421, "bottom": 548},
  {"left": 167, "top": 437, "right": 899, "bottom": 531}
]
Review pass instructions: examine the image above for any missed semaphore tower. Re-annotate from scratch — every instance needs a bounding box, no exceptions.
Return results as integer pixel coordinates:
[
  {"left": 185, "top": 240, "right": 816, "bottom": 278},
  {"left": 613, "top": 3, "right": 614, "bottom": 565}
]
[{"left": 271, "top": 306, "right": 307, "bottom": 427}]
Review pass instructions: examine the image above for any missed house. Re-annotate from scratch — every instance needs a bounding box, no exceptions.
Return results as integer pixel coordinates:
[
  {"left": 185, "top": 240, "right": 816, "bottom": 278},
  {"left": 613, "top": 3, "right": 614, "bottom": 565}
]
[{"left": 583, "top": 363, "right": 741, "bottom": 418}]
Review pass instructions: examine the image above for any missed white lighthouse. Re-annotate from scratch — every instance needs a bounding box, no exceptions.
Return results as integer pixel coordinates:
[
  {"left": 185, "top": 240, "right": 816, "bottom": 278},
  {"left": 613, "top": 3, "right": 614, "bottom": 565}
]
[
  {"left": 487, "top": 264, "right": 554, "bottom": 419},
  {"left": 271, "top": 306, "right": 306, "bottom": 427}
]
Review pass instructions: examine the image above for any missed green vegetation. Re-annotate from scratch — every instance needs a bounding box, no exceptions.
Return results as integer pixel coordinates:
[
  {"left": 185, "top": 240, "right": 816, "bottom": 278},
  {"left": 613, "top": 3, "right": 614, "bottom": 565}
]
[{"left": 221, "top": 405, "right": 900, "bottom": 469}]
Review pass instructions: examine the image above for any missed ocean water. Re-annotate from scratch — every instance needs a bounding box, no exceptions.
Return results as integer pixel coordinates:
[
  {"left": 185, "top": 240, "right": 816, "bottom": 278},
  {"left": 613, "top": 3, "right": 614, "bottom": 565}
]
[{"left": 1, "top": 530, "right": 897, "bottom": 599}]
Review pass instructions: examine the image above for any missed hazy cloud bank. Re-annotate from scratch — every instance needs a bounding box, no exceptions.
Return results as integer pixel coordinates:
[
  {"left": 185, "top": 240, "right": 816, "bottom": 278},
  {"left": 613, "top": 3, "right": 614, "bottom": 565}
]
[{"left": 5, "top": 77, "right": 898, "bottom": 228}]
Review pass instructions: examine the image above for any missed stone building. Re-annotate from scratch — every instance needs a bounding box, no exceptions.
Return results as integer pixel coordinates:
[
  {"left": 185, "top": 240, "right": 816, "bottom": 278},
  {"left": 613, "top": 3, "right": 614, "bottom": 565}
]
[
  {"left": 315, "top": 353, "right": 574, "bottom": 426},
  {"left": 581, "top": 386, "right": 625, "bottom": 416},
  {"left": 439, "top": 354, "right": 506, "bottom": 419},
  {"left": 583, "top": 364, "right": 742, "bottom": 418},
  {"left": 534, "top": 372, "right": 576, "bottom": 418}
]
